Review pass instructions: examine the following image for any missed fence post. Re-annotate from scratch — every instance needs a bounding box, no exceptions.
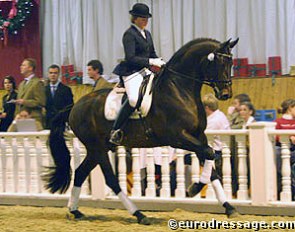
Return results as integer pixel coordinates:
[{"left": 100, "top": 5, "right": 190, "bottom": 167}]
[
  {"left": 220, "top": 135, "right": 232, "bottom": 199},
  {"left": 248, "top": 122, "right": 277, "bottom": 205},
  {"left": 236, "top": 134, "right": 249, "bottom": 200},
  {"left": 280, "top": 135, "right": 292, "bottom": 202},
  {"left": 145, "top": 148, "right": 156, "bottom": 197},
  {"left": 175, "top": 149, "right": 185, "bottom": 198}
]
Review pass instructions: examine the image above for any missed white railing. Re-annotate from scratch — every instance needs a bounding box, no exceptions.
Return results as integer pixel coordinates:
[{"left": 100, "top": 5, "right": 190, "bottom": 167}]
[
  {"left": 0, "top": 131, "right": 90, "bottom": 197},
  {"left": 0, "top": 123, "right": 294, "bottom": 209}
]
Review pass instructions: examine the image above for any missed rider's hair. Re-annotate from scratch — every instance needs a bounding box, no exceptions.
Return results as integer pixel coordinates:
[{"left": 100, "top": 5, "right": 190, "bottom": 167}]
[
  {"left": 131, "top": 15, "right": 138, "bottom": 23},
  {"left": 87, "top": 60, "right": 104, "bottom": 75},
  {"left": 202, "top": 93, "right": 218, "bottom": 111}
]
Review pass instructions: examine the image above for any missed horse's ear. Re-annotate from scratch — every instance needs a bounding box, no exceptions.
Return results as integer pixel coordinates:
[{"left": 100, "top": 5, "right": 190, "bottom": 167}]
[
  {"left": 229, "top": 38, "right": 239, "bottom": 48},
  {"left": 219, "top": 38, "right": 232, "bottom": 50}
]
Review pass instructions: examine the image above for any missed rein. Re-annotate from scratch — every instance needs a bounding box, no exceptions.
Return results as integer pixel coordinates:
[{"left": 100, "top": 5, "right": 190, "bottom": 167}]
[
  {"left": 164, "top": 51, "right": 233, "bottom": 87},
  {"left": 165, "top": 66, "right": 231, "bottom": 88}
]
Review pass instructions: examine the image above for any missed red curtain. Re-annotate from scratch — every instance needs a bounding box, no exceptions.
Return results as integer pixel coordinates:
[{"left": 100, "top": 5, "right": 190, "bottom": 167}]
[{"left": 0, "top": 0, "right": 41, "bottom": 87}]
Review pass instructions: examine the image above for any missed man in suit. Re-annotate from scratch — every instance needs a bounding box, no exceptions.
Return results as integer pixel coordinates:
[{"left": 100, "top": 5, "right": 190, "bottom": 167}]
[
  {"left": 15, "top": 58, "right": 46, "bottom": 127},
  {"left": 45, "top": 64, "right": 74, "bottom": 129},
  {"left": 87, "top": 60, "right": 114, "bottom": 91}
]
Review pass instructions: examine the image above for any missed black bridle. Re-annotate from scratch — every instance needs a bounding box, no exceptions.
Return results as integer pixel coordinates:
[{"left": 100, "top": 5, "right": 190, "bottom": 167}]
[{"left": 165, "top": 52, "right": 233, "bottom": 88}]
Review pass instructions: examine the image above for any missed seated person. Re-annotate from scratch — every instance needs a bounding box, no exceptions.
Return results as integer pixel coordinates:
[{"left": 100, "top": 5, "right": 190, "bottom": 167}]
[
  {"left": 227, "top": 93, "right": 251, "bottom": 129},
  {"left": 7, "top": 109, "right": 43, "bottom": 132},
  {"left": 227, "top": 94, "right": 251, "bottom": 196},
  {"left": 239, "top": 101, "right": 256, "bottom": 129},
  {"left": 275, "top": 99, "right": 295, "bottom": 200}
]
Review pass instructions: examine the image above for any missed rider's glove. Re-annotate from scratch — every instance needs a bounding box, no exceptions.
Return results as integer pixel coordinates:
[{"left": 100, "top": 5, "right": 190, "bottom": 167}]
[{"left": 149, "top": 58, "right": 166, "bottom": 68}]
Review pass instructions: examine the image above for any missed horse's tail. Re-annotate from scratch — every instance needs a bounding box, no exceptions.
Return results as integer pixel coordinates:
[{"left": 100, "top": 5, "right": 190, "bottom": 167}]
[{"left": 42, "top": 104, "right": 73, "bottom": 194}]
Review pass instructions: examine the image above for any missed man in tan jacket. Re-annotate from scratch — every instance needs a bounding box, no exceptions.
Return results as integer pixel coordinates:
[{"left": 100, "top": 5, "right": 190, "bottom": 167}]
[
  {"left": 87, "top": 60, "right": 114, "bottom": 91},
  {"left": 14, "top": 58, "right": 46, "bottom": 127}
]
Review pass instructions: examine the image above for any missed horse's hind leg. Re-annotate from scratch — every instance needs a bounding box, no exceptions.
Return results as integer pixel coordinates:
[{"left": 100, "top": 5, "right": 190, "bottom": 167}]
[
  {"left": 99, "top": 156, "right": 151, "bottom": 225},
  {"left": 68, "top": 155, "right": 98, "bottom": 219},
  {"left": 210, "top": 169, "right": 239, "bottom": 218}
]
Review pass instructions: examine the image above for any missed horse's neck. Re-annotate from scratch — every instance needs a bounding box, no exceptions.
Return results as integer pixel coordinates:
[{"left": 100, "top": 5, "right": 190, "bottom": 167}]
[
  {"left": 168, "top": 69, "right": 201, "bottom": 90},
  {"left": 159, "top": 72, "right": 202, "bottom": 105}
]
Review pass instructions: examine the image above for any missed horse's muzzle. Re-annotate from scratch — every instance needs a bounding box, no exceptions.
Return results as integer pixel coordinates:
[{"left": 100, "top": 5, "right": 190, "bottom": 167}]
[{"left": 214, "top": 86, "right": 232, "bottom": 100}]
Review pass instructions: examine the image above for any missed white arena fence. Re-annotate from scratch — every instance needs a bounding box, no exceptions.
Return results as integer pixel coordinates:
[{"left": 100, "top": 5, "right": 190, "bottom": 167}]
[{"left": 0, "top": 122, "right": 294, "bottom": 211}]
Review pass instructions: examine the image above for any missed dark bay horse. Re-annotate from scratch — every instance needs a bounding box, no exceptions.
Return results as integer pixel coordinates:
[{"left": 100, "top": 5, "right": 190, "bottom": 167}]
[{"left": 43, "top": 38, "right": 239, "bottom": 224}]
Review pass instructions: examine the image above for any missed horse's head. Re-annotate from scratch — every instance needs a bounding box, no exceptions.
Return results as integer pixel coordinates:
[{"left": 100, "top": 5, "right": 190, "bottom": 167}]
[
  {"left": 164, "top": 38, "right": 239, "bottom": 100},
  {"left": 200, "top": 38, "right": 239, "bottom": 100}
]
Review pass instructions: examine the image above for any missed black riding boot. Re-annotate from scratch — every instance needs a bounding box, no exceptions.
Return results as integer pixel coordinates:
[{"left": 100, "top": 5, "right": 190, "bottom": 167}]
[
  {"left": 118, "top": 76, "right": 125, "bottom": 88},
  {"left": 109, "top": 100, "right": 135, "bottom": 145},
  {"left": 114, "top": 76, "right": 126, "bottom": 93}
]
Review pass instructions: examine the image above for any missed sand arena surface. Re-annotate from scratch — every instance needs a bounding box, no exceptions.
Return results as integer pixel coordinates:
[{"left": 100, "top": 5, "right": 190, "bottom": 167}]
[{"left": 0, "top": 205, "right": 295, "bottom": 231}]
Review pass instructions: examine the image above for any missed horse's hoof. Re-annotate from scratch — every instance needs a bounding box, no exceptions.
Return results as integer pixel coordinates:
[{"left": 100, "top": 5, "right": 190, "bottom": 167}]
[
  {"left": 68, "top": 210, "right": 85, "bottom": 220},
  {"left": 226, "top": 207, "right": 239, "bottom": 219},
  {"left": 138, "top": 216, "right": 151, "bottom": 225},
  {"left": 187, "top": 182, "right": 205, "bottom": 197}
]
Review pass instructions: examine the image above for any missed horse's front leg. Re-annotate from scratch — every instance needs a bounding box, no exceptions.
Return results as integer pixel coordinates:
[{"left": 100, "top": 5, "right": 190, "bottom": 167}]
[
  {"left": 179, "top": 130, "right": 239, "bottom": 218},
  {"left": 179, "top": 130, "right": 215, "bottom": 184}
]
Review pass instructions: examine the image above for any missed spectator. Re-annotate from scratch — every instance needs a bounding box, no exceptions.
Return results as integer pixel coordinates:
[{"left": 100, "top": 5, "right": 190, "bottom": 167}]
[
  {"left": 239, "top": 101, "right": 256, "bottom": 129},
  {"left": 274, "top": 99, "right": 295, "bottom": 200},
  {"left": 7, "top": 109, "right": 43, "bottom": 132},
  {"left": 202, "top": 93, "right": 230, "bottom": 179},
  {"left": 14, "top": 58, "right": 46, "bottom": 126},
  {"left": 239, "top": 101, "right": 256, "bottom": 193},
  {"left": 227, "top": 94, "right": 251, "bottom": 197},
  {"left": 45, "top": 64, "right": 74, "bottom": 129},
  {"left": 87, "top": 60, "right": 114, "bottom": 91},
  {"left": 227, "top": 93, "right": 251, "bottom": 129},
  {"left": 0, "top": 76, "right": 17, "bottom": 131}
]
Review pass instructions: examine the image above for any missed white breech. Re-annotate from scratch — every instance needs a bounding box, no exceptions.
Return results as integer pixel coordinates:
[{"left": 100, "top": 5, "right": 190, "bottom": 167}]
[
  {"left": 123, "top": 69, "right": 152, "bottom": 107},
  {"left": 123, "top": 72, "right": 143, "bottom": 107},
  {"left": 67, "top": 186, "right": 81, "bottom": 211}
]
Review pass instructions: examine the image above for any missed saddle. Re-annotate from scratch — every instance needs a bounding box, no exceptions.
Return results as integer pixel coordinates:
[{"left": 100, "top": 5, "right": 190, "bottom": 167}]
[{"left": 104, "top": 72, "right": 155, "bottom": 120}]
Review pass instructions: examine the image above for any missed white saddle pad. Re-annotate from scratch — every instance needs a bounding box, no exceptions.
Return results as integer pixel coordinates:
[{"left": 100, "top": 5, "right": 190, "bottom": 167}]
[{"left": 104, "top": 74, "right": 155, "bottom": 120}]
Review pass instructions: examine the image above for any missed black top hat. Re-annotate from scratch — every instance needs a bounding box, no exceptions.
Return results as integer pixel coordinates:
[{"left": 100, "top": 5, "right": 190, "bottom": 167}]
[{"left": 129, "top": 3, "right": 152, "bottom": 18}]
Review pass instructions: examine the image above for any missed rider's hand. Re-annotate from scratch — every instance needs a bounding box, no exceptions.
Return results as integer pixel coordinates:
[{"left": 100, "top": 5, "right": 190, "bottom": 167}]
[{"left": 149, "top": 58, "right": 166, "bottom": 68}]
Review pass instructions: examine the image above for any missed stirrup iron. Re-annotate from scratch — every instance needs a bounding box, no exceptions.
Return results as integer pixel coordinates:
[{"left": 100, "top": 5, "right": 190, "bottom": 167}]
[{"left": 109, "top": 129, "right": 124, "bottom": 145}]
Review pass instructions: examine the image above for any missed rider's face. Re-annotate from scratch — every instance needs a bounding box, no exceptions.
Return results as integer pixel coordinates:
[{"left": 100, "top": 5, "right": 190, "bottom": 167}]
[{"left": 134, "top": 17, "right": 148, "bottom": 29}]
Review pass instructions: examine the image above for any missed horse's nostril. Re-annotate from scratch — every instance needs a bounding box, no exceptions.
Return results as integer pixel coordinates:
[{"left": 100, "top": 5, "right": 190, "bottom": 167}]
[{"left": 219, "top": 94, "right": 229, "bottom": 100}]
